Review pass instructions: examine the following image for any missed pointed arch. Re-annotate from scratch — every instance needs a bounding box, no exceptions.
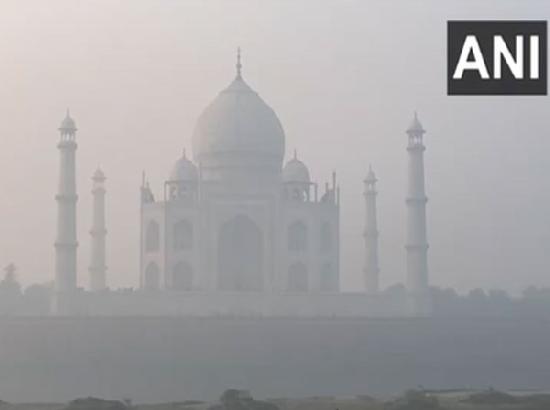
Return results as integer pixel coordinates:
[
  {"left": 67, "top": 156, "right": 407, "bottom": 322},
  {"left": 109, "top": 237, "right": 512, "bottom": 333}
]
[
  {"left": 287, "top": 262, "right": 308, "bottom": 292},
  {"left": 218, "top": 214, "right": 263, "bottom": 291},
  {"left": 144, "top": 262, "right": 160, "bottom": 291},
  {"left": 145, "top": 220, "right": 160, "bottom": 252}
]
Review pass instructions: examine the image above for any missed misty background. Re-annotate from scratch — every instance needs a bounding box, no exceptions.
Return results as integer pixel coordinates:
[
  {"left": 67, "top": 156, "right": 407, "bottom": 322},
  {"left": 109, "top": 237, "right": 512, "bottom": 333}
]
[{"left": 0, "top": 0, "right": 549, "bottom": 294}]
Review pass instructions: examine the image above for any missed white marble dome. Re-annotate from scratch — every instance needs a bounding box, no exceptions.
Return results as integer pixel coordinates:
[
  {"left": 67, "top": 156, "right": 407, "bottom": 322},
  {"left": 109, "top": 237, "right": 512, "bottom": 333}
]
[
  {"left": 191, "top": 73, "right": 285, "bottom": 171},
  {"left": 169, "top": 151, "right": 198, "bottom": 181},
  {"left": 283, "top": 152, "right": 310, "bottom": 183}
]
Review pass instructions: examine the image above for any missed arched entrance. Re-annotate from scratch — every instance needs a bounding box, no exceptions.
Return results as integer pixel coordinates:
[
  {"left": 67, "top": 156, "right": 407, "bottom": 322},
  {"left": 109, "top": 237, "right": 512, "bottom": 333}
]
[
  {"left": 144, "top": 262, "right": 160, "bottom": 290},
  {"left": 218, "top": 214, "right": 263, "bottom": 291}
]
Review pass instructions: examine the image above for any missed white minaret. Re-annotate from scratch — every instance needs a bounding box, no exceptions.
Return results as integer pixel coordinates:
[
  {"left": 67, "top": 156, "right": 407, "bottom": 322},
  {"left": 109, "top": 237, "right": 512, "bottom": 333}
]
[
  {"left": 405, "top": 112, "right": 431, "bottom": 315},
  {"left": 89, "top": 168, "right": 107, "bottom": 291},
  {"left": 55, "top": 110, "right": 78, "bottom": 296},
  {"left": 363, "top": 165, "right": 379, "bottom": 293}
]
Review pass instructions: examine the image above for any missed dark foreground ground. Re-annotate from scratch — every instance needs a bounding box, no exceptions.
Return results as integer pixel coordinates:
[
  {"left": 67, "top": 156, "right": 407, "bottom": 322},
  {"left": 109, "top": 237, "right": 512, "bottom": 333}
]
[
  {"left": 0, "top": 316, "right": 548, "bottom": 402},
  {"left": 3, "top": 389, "right": 550, "bottom": 410}
]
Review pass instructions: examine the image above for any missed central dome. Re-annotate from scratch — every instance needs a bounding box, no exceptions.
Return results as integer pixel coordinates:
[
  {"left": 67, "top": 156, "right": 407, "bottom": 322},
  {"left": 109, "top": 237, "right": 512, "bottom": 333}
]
[{"left": 191, "top": 61, "right": 285, "bottom": 179}]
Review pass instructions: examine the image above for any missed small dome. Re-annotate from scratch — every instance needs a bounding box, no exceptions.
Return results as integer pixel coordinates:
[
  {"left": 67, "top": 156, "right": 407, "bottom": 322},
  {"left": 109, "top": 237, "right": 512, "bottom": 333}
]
[
  {"left": 407, "top": 111, "right": 424, "bottom": 134},
  {"left": 283, "top": 151, "right": 310, "bottom": 183},
  {"left": 169, "top": 151, "right": 198, "bottom": 182},
  {"left": 93, "top": 168, "right": 106, "bottom": 181},
  {"left": 60, "top": 110, "right": 77, "bottom": 131}
]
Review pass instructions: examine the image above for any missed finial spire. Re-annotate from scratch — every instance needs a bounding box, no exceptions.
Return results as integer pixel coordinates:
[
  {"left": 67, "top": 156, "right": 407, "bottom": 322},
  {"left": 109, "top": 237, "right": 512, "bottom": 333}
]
[
  {"left": 236, "top": 47, "right": 242, "bottom": 79},
  {"left": 93, "top": 167, "right": 105, "bottom": 182},
  {"left": 59, "top": 108, "right": 77, "bottom": 133},
  {"left": 407, "top": 109, "right": 425, "bottom": 135},
  {"left": 366, "top": 164, "right": 377, "bottom": 182},
  {"left": 293, "top": 149, "right": 297, "bottom": 160},
  {"left": 182, "top": 148, "right": 186, "bottom": 159}
]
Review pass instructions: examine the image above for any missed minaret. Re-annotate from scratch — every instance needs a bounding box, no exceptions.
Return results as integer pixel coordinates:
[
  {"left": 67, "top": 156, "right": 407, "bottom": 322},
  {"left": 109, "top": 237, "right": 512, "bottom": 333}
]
[
  {"left": 89, "top": 168, "right": 107, "bottom": 291},
  {"left": 363, "top": 165, "right": 379, "bottom": 293},
  {"left": 55, "top": 110, "right": 78, "bottom": 296},
  {"left": 236, "top": 46, "right": 242, "bottom": 79},
  {"left": 405, "top": 112, "right": 431, "bottom": 315}
]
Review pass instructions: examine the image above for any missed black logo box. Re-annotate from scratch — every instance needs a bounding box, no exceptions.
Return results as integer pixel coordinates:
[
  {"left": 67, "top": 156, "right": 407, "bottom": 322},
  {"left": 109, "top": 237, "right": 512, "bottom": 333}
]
[{"left": 447, "top": 21, "right": 547, "bottom": 95}]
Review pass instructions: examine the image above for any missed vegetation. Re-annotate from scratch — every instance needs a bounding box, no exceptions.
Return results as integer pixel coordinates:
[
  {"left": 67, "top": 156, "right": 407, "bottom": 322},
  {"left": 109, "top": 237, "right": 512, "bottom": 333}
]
[
  {"left": 3, "top": 390, "right": 550, "bottom": 410},
  {"left": 209, "top": 390, "right": 279, "bottom": 410},
  {"left": 63, "top": 397, "right": 128, "bottom": 410},
  {"left": 430, "top": 285, "right": 550, "bottom": 317},
  {"left": 384, "top": 390, "right": 440, "bottom": 410},
  {"left": 462, "top": 388, "right": 517, "bottom": 405}
]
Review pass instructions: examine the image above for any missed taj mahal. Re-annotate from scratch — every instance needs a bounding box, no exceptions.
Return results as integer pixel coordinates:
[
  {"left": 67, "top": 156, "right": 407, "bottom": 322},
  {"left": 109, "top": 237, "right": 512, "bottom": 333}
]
[{"left": 53, "top": 52, "right": 431, "bottom": 317}]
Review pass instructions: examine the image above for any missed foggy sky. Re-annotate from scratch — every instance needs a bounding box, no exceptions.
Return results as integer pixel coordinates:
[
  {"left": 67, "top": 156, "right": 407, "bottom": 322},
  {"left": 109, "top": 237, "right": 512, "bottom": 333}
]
[{"left": 0, "top": 0, "right": 549, "bottom": 294}]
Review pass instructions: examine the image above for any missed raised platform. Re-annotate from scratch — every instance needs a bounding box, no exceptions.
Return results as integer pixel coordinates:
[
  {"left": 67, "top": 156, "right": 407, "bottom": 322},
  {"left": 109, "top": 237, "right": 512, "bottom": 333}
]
[{"left": 57, "top": 291, "right": 411, "bottom": 317}]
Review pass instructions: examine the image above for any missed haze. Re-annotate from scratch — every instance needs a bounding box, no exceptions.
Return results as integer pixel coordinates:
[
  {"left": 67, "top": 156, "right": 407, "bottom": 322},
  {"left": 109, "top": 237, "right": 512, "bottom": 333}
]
[{"left": 0, "top": 0, "right": 549, "bottom": 294}]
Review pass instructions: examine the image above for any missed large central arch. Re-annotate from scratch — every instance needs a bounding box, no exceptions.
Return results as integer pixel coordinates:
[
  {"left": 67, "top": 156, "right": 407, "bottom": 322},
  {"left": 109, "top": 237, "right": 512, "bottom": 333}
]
[{"left": 218, "top": 214, "right": 263, "bottom": 291}]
